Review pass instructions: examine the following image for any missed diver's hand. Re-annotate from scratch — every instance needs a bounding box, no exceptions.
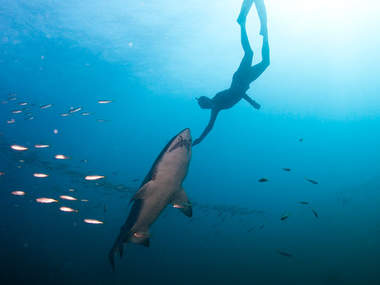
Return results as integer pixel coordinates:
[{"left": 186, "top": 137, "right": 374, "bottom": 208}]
[
  {"left": 192, "top": 138, "right": 202, "bottom": 146},
  {"left": 252, "top": 100, "right": 261, "bottom": 110}
]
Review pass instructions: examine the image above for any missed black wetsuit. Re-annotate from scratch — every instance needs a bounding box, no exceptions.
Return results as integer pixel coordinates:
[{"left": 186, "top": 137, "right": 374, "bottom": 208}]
[
  {"left": 193, "top": 0, "right": 269, "bottom": 146},
  {"left": 213, "top": 51, "right": 254, "bottom": 110}
]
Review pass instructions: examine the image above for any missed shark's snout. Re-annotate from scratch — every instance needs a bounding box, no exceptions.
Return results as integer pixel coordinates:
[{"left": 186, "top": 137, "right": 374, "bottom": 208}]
[
  {"left": 180, "top": 128, "right": 192, "bottom": 142},
  {"left": 168, "top": 128, "right": 192, "bottom": 153}
]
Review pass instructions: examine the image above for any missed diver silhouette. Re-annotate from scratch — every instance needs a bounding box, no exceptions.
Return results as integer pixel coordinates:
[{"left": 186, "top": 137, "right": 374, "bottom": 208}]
[{"left": 193, "top": 0, "right": 270, "bottom": 146}]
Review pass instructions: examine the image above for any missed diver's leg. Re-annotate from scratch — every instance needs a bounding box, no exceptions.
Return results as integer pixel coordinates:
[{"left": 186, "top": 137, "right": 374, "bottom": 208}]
[
  {"left": 233, "top": 20, "right": 254, "bottom": 82},
  {"left": 234, "top": 23, "right": 254, "bottom": 75},
  {"left": 237, "top": 0, "right": 254, "bottom": 25},
  {"left": 248, "top": 34, "right": 270, "bottom": 82},
  {"left": 254, "top": 0, "right": 268, "bottom": 36},
  {"left": 240, "top": 22, "right": 253, "bottom": 56},
  {"left": 261, "top": 34, "right": 270, "bottom": 66},
  {"left": 234, "top": 3, "right": 254, "bottom": 82}
]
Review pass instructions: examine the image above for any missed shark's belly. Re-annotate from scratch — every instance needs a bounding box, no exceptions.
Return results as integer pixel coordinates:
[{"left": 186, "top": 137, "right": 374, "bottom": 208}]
[
  {"left": 132, "top": 148, "right": 190, "bottom": 232},
  {"left": 132, "top": 181, "right": 177, "bottom": 232},
  {"left": 156, "top": 156, "right": 189, "bottom": 184}
]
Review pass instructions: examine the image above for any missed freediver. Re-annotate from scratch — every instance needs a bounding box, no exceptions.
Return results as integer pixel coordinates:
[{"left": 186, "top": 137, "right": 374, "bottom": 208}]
[{"left": 193, "top": 0, "right": 270, "bottom": 146}]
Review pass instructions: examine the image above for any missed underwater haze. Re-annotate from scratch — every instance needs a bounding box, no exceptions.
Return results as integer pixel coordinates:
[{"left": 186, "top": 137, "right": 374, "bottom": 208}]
[{"left": 1, "top": 0, "right": 380, "bottom": 284}]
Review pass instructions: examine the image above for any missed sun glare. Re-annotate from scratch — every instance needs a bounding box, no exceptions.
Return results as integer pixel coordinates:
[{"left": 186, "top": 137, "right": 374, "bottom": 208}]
[{"left": 269, "top": 0, "right": 361, "bottom": 35}]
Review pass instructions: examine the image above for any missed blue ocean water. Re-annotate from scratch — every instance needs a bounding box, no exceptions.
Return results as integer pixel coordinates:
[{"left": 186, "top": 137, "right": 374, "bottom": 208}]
[{"left": 1, "top": 0, "right": 380, "bottom": 284}]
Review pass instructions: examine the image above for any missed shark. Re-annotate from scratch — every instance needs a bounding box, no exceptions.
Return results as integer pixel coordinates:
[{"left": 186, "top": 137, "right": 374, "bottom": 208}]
[{"left": 109, "top": 128, "right": 193, "bottom": 269}]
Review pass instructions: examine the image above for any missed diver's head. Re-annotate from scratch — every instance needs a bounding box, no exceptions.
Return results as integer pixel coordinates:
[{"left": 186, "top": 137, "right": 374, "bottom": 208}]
[{"left": 196, "top": 96, "right": 213, "bottom": 109}]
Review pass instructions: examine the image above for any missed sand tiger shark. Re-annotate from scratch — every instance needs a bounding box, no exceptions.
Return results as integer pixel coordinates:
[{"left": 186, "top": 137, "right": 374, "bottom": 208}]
[{"left": 109, "top": 128, "right": 193, "bottom": 269}]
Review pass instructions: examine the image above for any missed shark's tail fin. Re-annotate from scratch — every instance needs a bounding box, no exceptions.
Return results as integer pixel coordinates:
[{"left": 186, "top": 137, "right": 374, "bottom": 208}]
[
  {"left": 108, "top": 199, "right": 145, "bottom": 270},
  {"left": 108, "top": 232, "right": 150, "bottom": 271},
  {"left": 108, "top": 235, "right": 125, "bottom": 271}
]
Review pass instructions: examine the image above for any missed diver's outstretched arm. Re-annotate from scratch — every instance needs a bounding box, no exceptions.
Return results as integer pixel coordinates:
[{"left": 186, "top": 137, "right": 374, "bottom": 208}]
[
  {"left": 193, "top": 110, "right": 219, "bottom": 146},
  {"left": 243, "top": 94, "right": 261, "bottom": 110}
]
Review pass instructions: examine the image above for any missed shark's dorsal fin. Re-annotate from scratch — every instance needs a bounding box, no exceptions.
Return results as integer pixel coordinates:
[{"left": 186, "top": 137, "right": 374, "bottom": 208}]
[{"left": 171, "top": 188, "right": 192, "bottom": 218}]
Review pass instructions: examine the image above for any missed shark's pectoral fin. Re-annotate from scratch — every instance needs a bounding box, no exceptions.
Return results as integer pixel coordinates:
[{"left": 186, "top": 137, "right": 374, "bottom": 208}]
[{"left": 171, "top": 187, "right": 192, "bottom": 218}]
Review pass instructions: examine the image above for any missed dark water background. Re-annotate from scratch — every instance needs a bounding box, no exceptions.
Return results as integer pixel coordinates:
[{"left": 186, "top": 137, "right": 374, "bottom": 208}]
[{"left": 1, "top": 0, "right": 380, "bottom": 284}]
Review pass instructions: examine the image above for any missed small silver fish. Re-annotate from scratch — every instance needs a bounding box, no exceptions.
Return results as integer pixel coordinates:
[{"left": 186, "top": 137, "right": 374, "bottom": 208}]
[
  {"left": 54, "top": 154, "right": 70, "bottom": 160},
  {"left": 35, "top": 144, "right": 50, "bottom": 149},
  {"left": 84, "top": 219, "right": 103, "bottom": 224},
  {"left": 280, "top": 214, "right": 289, "bottom": 221},
  {"left": 305, "top": 178, "right": 318, "bottom": 185},
  {"left": 69, "top": 107, "right": 82, "bottom": 113},
  {"left": 33, "top": 173, "right": 49, "bottom": 178},
  {"left": 36, "top": 198, "right": 57, "bottom": 203},
  {"left": 11, "top": 191, "right": 25, "bottom": 196},
  {"left": 85, "top": 175, "right": 105, "bottom": 181},
  {"left": 60, "top": 207, "right": 78, "bottom": 213},
  {"left": 277, "top": 250, "right": 293, "bottom": 258},
  {"left": 98, "top": 100, "right": 112, "bottom": 104},
  {"left": 60, "top": 195, "right": 77, "bottom": 201},
  {"left": 40, "top": 104, "right": 52, "bottom": 109},
  {"left": 11, "top": 145, "right": 28, "bottom": 151}
]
